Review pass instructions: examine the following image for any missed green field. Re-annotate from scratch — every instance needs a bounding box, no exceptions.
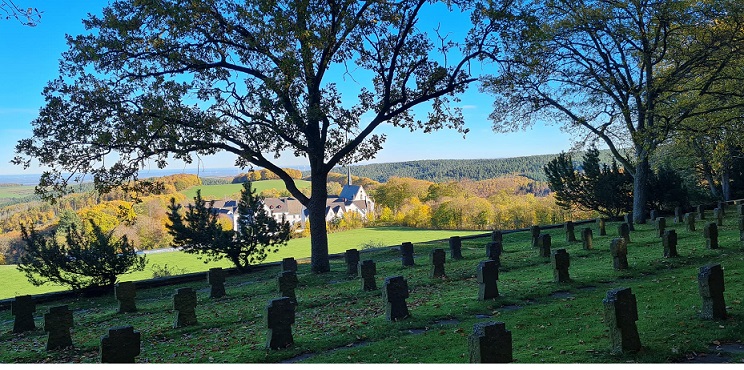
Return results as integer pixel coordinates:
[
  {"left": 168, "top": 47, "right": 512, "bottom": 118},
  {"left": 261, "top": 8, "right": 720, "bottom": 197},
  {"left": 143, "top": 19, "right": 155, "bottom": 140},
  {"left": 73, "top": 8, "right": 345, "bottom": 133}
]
[
  {"left": 181, "top": 179, "right": 311, "bottom": 200},
  {"left": 0, "top": 227, "right": 483, "bottom": 299},
  {"left": 0, "top": 185, "right": 36, "bottom": 199}
]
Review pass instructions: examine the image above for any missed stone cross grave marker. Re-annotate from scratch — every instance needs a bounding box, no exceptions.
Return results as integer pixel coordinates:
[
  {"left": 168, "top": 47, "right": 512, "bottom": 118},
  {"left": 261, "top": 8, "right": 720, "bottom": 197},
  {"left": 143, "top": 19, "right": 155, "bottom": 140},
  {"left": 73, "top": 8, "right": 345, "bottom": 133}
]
[
  {"left": 430, "top": 248, "right": 446, "bottom": 278},
  {"left": 477, "top": 260, "right": 500, "bottom": 300},
  {"left": 278, "top": 270, "right": 299, "bottom": 305},
  {"left": 383, "top": 276, "right": 410, "bottom": 321},
  {"left": 400, "top": 242, "right": 415, "bottom": 266},
  {"left": 649, "top": 210, "right": 658, "bottom": 223},
  {"left": 552, "top": 249, "right": 570, "bottom": 283},
  {"left": 582, "top": 228, "right": 593, "bottom": 250},
  {"left": 685, "top": 213, "right": 696, "bottom": 232},
  {"left": 486, "top": 241, "right": 502, "bottom": 259},
  {"left": 739, "top": 216, "right": 744, "bottom": 241},
  {"left": 610, "top": 238, "right": 628, "bottom": 270},
  {"left": 704, "top": 222, "right": 718, "bottom": 249},
  {"left": 698, "top": 264, "right": 727, "bottom": 320},
  {"left": 11, "top": 295, "right": 36, "bottom": 333},
  {"left": 655, "top": 217, "right": 666, "bottom": 238},
  {"left": 624, "top": 214, "right": 635, "bottom": 231},
  {"left": 674, "top": 207, "right": 683, "bottom": 223},
  {"left": 717, "top": 201, "right": 725, "bottom": 215},
  {"left": 265, "top": 297, "right": 295, "bottom": 350},
  {"left": 530, "top": 225, "right": 541, "bottom": 248},
  {"left": 208, "top": 267, "right": 226, "bottom": 299},
  {"left": 597, "top": 218, "right": 606, "bottom": 236},
  {"left": 100, "top": 326, "right": 140, "bottom": 363},
  {"left": 359, "top": 260, "right": 377, "bottom": 291},
  {"left": 173, "top": 287, "right": 198, "bottom": 328},
  {"left": 115, "top": 281, "right": 137, "bottom": 313},
  {"left": 714, "top": 208, "right": 723, "bottom": 226},
  {"left": 281, "top": 257, "right": 297, "bottom": 273},
  {"left": 697, "top": 205, "right": 706, "bottom": 220},
  {"left": 663, "top": 230, "right": 678, "bottom": 258},
  {"left": 468, "top": 321, "right": 513, "bottom": 363},
  {"left": 603, "top": 287, "right": 641, "bottom": 354},
  {"left": 344, "top": 249, "right": 360, "bottom": 276},
  {"left": 44, "top": 305, "right": 73, "bottom": 350},
  {"left": 492, "top": 230, "right": 503, "bottom": 244},
  {"left": 449, "top": 236, "right": 463, "bottom": 260},
  {"left": 618, "top": 223, "right": 630, "bottom": 243},
  {"left": 565, "top": 221, "right": 577, "bottom": 242},
  {"left": 536, "top": 234, "right": 551, "bottom": 258}
]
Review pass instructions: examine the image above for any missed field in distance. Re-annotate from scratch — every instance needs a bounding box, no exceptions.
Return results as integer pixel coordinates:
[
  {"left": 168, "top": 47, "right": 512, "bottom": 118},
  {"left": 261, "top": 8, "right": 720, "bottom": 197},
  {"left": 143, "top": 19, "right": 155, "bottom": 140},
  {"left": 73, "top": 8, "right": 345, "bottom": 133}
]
[
  {"left": 181, "top": 179, "right": 311, "bottom": 200},
  {"left": 0, "top": 226, "right": 483, "bottom": 300}
]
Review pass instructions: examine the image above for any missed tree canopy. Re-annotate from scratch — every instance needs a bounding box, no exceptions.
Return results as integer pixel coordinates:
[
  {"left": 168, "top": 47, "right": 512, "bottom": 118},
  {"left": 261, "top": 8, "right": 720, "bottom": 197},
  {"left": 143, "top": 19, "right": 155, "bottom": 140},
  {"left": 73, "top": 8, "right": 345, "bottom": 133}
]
[
  {"left": 14, "top": 0, "right": 499, "bottom": 273},
  {"left": 480, "top": 0, "right": 744, "bottom": 223}
]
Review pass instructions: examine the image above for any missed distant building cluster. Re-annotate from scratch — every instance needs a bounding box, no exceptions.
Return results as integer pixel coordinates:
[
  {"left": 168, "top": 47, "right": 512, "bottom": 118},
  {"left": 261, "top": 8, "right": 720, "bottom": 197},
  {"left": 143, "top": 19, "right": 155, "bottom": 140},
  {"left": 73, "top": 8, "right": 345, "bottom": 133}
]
[{"left": 210, "top": 172, "right": 374, "bottom": 230}]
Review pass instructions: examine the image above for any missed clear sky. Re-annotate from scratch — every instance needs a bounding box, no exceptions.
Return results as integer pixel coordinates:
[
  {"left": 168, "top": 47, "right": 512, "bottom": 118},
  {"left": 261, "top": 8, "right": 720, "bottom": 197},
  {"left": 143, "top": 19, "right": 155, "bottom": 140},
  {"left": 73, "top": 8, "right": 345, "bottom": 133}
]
[{"left": 0, "top": 1, "right": 576, "bottom": 176}]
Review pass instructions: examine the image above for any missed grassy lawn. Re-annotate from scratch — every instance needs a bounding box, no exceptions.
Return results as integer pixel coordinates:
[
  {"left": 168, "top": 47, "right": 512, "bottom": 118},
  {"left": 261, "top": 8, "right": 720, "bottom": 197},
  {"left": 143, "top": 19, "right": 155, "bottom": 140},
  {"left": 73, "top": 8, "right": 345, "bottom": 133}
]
[
  {"left": 181, "top": 179, "right": 311, "bottom": 200},
  {"left": 0, "top": 227, "right": 484, "bottom": 299},
  {"left": 1, "top": 215, "right": 742, "bottom": 363}
]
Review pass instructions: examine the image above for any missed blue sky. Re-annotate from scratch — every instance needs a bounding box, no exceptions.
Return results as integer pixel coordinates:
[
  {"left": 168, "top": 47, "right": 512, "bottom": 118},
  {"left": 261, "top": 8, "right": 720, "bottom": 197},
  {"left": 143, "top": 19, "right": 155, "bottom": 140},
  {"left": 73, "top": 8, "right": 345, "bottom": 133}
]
[{"left": 0, "top": 1, "right": 576, "bottom": 176}]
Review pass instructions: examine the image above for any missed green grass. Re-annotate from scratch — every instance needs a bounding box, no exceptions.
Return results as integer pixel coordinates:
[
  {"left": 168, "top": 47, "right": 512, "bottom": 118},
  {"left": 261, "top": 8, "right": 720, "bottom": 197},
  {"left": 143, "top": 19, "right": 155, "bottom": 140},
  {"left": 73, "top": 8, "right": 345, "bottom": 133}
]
[
  {"left": 1, "top": 215, "right": 743, "bottom": 364},
  {"left": 181, "top": 180, "right": 311, "bottom": 200},
  {"left": 0, "top": 227, "right": 484, "bottom": 299},
  {"left": 0, "top": 185, "right": 36, "bottom": 199}
]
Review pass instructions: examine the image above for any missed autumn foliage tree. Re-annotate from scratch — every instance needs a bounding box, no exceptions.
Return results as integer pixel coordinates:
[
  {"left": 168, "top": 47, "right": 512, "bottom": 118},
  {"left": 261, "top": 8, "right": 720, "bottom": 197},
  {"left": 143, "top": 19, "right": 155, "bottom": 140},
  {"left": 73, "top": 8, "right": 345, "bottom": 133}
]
[{"left": 15, "top": 0, "right": 499, "bottom": 273}]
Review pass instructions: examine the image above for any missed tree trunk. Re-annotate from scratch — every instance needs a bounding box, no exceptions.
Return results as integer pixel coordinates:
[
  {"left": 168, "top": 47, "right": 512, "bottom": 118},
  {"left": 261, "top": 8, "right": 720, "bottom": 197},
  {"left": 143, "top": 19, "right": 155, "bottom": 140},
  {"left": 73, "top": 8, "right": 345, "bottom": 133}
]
[
  {"left": 721, "top": 169, "right": 731, "bottom": 201},
  {"left": 632, "top": 157, "right": 649, "bottom": 224},
  {"left": 307, "top": 171, "right": 330, "bottom": 273}
]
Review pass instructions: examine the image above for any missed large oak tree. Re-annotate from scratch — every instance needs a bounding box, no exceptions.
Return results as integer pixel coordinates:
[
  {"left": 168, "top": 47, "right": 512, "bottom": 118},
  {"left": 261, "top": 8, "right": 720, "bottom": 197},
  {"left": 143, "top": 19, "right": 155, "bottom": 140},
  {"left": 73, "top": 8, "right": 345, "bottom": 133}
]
[
  {"left": 14, "top": 0, "right": 498, "bottom": 272},
  {"left": 480, "top": 0, "right": 744, "bottom": 222}
]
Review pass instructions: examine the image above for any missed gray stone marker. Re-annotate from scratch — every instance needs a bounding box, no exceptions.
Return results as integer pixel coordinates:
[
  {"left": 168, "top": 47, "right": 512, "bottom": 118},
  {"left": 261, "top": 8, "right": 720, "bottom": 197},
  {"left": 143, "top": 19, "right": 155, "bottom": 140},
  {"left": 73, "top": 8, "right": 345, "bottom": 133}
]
[
  {"left": 265, "top": 297, "right": 295, "bottom": 350},
  {"left": 704, "top": 222, "right": 718, "bottom": 249},
  {"left": 618, "top": 223, "right": 630, "bottom": 243},
  {"left": 468, "top": 321, "right": 513, "bottom": 363},
  {"left": 610, "top": 238, "right": 628, "bottom": 270},
  {"left": 537, "top": 234, "right": 551, "bottom": 258},
  {"left": 552, "top": 249, "right": 570, "bottom": 283},
  {"left": 11, "top": 295, "right": 36, "bottom": 333},
  {"left": 44, "top": 305, "right": 73, "bottom": 350},
  {"left": 582, "top": 228, "right": 593, "bottom": 250},
  {"left": 383, "top": 276, "right": 410, "bottom": 321},
  {"left": 477, "top": 260, "right": 500, "bottom": 300},
  {"left": 655, "top": 217, "right": 666, "bottom": 238},
  {"left": 674, "top": 207, "right": 683, "bottom": 223},
  {"left": 649, "top": 210, "right": 658, "bottom": 223},
  {"left": 717, "top": 201, "right": 725, "bottom": 215},
  {"left": 400, "top": 242, "right": 415, "bottom": 266},
  {"left": 685, "top": 212, "right": 696, "bottom": 232},
  {"left": 530, "top": 225, "right": 541, "bottom": 248},
  {"left": 491, "top": 230, "right": 503, "bottom": 244},
  {"left": 100, "top": 326, "right": 140, "bottom": 363},
  {"left": 173, "top": 287, "right": 198, "bottom": 328},
  {"left": 714, "top": 208, "right": 723, "bottom": 226},
  {"left": 697, "top": 205, "right": 706, "bottom": 220},
  {"left": 278, "top": 270, "right": 299, "bottom": 305},
  {"left": 739, "top": 216, "right": 744, "bottom": 241},
  {"left": 565, "top": 221, "right": 577, "bottom": 242},
  {"left": 738, "top": 204, "right": 744, "bottom": 216},
  {"left": 624, "top": 214, "right": 635, "bottom": 231},
  {"left": 597, "top": 218, "right": 606, "bottom": 236},
  {"left": 281, "top": 257, "right": 297, "bottom": 273},
  {"left": 698, "top": 264, "right": 726, "bottom": 320},
  {"left": 344, "top": 249, "right": 360, "bottom": 276},
  {"left": 359, "top": 260, "right": 377, "bottom": 291},
  {"left": 486, "top": 241, "right": 502, "bottom": 259},
  {"left": 663, "top": 230, "right": 678, "bottom": 258},
  {"left": 603, "top": 287, "right": 641, "bottom": 354},
  {"left": 115, "top": 281, "right": 137, "bottom": 313},
  {"left": 430, "top": 248, "right": 446, "bottom": 278},
  {"left": 449, "top": 236, "right": 463, "bottom": 260},
  {"left": 208, "top": 267, "right": 226, "bottom": 299}
]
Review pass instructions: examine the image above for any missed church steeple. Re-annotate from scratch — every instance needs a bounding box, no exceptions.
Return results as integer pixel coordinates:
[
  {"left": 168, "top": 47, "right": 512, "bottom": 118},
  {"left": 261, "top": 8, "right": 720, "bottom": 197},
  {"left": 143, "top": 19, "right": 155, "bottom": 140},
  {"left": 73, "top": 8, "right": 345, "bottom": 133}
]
[{"left": 347, "top": 166, "right": 352, "bottom": 186}]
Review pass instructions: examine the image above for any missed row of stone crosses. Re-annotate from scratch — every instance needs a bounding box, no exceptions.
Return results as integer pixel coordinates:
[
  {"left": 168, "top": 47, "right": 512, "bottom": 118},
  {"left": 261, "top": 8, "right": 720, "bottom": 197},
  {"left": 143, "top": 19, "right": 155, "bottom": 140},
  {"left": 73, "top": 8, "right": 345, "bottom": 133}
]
[{"left": 9, "top": 202, "right": 740, "bottom": 362}]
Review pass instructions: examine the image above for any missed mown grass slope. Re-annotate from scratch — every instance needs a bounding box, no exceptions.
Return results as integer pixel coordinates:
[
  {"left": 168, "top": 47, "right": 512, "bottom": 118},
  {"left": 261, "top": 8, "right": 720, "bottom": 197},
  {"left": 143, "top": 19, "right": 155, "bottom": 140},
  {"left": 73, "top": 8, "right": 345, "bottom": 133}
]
[{"left": 1, "top": 214, "right": 742, "bottom": 363}]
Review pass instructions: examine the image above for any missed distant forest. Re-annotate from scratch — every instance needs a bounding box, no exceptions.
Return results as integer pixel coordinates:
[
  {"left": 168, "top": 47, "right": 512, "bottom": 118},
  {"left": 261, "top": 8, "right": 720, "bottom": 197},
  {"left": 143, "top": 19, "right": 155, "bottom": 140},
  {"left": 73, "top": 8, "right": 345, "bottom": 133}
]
[{"left": 325, "top": 150, "right": 620, "bottom": 183}]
